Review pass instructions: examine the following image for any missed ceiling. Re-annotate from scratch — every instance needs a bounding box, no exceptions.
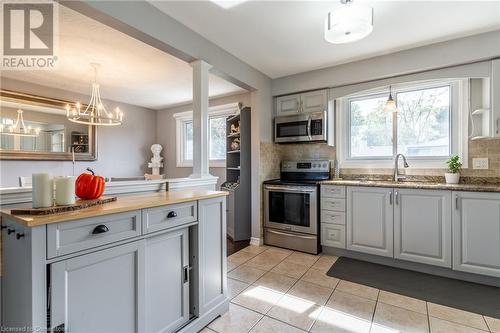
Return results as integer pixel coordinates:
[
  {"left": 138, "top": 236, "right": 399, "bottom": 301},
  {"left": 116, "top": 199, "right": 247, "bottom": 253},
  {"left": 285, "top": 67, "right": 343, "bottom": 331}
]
[
  {"left": 1, "top": 6, "right": 246, "bottom": 110},
  {"left": 150, "top": 1, "right": 500, "bottom": 79}
]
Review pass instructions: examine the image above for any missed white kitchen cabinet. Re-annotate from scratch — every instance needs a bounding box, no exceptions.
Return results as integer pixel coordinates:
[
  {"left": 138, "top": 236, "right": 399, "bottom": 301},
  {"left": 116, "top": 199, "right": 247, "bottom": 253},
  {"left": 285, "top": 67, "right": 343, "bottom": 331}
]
[
  {"left": 50, "top": 241, "right": 145, "bottom": 333},
  {"left": 145, "top": 228, "right": 190, "bottom": 333},
  {"left": 321, "top": 223, "right": 345, "bottom": 248},
  {"left": 301, "top": 90, "right": 328, "bottom": 113},
  {"left": 346, "top": 187, "right": 393, "bottom": 257},
  {"left": 276, "top": 89, "right": 327, "bottom": 116},
  {"left": 453, "top": 191, "right": 500, "bottom": 277},
  {"left": 276, "top": 94, "right": 301, "bottom": 116},
  {"left": 394, "top": 189, "right": 452, "bottom": 268}
]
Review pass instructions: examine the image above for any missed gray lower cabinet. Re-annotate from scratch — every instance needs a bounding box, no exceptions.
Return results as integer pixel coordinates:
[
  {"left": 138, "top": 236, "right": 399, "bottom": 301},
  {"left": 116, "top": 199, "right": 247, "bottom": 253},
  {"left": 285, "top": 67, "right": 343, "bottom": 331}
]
[
  {"left": 145, "top": 228, "right": 190, "bottom": 333},
  {"left": 50, "top": 241, "right": 145, "bottom": 333},
  {"left": 394, "top": 189, "right": 452, "bottom": 268},
  {"left": 346, "top": 186, "right": 393, "bottom": 257},
  {"left": 2, "top": 196, "right": 228, "bottom": 333},
  {"left": 193, "top": 197, "right": 227, "bottom": 316},
  {"left": 453, "top": 191, "right": 500, "bottom": 277}
]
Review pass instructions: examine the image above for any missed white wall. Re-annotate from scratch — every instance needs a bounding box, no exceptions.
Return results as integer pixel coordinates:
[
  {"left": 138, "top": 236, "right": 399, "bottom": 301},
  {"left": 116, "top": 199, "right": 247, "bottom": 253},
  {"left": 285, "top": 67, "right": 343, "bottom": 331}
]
[
  {"left": 272, "top": 30, "right": 500, "bottom": 96},
  {"left": 156, "top": 92, "right": 251, "bottom": 189},
  {"left": 0, "top": 78, "right": 157, "bottom": 187}
]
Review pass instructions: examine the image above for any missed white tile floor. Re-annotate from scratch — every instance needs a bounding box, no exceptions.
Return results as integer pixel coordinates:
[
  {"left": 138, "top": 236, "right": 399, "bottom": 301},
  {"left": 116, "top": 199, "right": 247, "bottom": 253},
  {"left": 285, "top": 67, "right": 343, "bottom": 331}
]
[{"left": 203, "top": 245, "right": 500, "bottom": 333}]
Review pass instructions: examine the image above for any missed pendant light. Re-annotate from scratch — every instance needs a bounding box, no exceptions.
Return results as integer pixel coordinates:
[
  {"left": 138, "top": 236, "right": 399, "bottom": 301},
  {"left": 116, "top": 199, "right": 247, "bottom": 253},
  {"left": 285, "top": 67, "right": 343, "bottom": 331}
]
[
  {"left": 384, "top": 85, "right": 398, "bottom": 113},
  {"left": 325, "top": 0, "right": 373, "bottom": 44},
  {"left": 66, "top": 63, "right": 123, "bottom": 126},
  {"left": 0, "top": 109, "right": 40, "bottom": 137}
]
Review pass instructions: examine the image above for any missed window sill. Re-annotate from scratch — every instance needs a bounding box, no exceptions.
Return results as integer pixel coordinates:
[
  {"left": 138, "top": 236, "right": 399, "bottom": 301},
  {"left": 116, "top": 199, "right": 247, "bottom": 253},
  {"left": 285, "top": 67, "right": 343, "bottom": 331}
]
[{"left": 176, "top": 161, "right": 226, "bottom": 168}]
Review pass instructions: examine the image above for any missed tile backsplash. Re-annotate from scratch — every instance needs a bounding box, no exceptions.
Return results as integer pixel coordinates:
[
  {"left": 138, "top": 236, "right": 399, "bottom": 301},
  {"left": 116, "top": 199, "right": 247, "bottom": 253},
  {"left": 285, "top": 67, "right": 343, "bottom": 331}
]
[{"left": 261, "top": 138, "right": 500, "bottom": 183}]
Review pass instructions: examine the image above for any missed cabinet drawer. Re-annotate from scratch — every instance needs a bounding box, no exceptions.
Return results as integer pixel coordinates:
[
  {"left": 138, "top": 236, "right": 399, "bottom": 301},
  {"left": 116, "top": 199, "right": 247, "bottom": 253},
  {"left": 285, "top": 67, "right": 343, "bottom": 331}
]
[
  {"left": 142, "top": 201, "right": 197, "bottom": 234},
  {"left": 321, "top": 224, "right": 345, "bottom": 248},
  {"left": 321, "top": 198, "right": 345, "bottom": 212},
  {"left": 321, "top": 211, "right": 345, "bottom": 225},
  {"left": 47, "top": 210, "right": 142, "bottom": 259},
  {"left": 321, "top": 185, "right": 346, "bottom": 198}
]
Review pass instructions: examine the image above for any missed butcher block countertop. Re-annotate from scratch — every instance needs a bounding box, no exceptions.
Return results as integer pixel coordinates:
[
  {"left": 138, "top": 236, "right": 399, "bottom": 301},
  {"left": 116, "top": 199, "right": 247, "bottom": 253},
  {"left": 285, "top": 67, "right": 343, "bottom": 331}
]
[{"left": 1, "top": 190, "right": 228, "bottom": 227}]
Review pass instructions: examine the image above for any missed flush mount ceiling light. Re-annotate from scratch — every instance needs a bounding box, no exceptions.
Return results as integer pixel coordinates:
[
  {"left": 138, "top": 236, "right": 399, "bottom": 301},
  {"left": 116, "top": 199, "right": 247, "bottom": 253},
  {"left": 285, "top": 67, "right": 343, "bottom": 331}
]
[
  {"left": 384, "top": 85, "right": 398, "bottom": 113},
  {"left": 0, "top": 109, "right": 40, "bottom": 137},
  {"left": 325, "top": 0, "right": 373, "bottom": 44},
  {"left": 66, "top": 63, "right": 123, "bottom": 126}
]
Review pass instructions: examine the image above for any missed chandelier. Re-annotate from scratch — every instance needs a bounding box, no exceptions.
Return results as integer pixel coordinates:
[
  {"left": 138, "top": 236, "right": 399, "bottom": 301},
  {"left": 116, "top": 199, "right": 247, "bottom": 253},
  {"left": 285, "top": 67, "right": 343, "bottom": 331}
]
[
  {"left": 66, "top": 63, "right": 123, "bottom": 126},
  {"left": 0, "top": 109, "right": 40, "bottom": 137},
  {"left": 325, "top": 0, "right": 373, "bottom": 44}
]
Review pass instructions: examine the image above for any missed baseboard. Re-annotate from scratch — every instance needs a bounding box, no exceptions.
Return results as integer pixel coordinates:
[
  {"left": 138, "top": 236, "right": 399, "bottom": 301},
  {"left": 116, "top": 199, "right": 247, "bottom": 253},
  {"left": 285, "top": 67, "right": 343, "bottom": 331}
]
[{"left": 250, "top": 237, "right": 263, "bottom": 246}]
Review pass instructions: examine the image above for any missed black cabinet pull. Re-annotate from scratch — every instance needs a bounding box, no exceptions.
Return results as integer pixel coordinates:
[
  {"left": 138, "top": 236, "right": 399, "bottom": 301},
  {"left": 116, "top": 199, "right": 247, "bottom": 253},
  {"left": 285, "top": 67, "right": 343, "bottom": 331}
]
[
  {"left": 7, "top": 228, "right": 15, "bottom": 235},
  {"left": 1, "top": 225, "right": 7, "bottom": 230},
  {"left": 92, "top": 224, "right": 109, "bottom": 234},
  {"left": 167, "top": 211, "right": 177, "bottom": 218},
  {"left": 16, "top": 233, "right": 25, "bottom": 240}
]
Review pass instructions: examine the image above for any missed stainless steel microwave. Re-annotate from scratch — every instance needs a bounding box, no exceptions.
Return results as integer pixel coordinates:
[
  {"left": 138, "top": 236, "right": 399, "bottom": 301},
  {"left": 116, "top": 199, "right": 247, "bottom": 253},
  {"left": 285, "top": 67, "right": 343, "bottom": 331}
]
[{"left": 274, "top": 111, "right": 327, "bottom": 143}]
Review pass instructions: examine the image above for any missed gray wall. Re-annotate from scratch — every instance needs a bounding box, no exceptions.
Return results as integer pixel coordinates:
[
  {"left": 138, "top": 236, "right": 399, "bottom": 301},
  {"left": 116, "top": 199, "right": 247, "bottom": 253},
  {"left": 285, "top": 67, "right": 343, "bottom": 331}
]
[
  {"left": 0, "top": 78, "right": 157, "bottom": 187},
  {"left": 272, "top": 30, "right": 500, "bottom": 96},
  {"left": 63, "top": 1, "right": 272, "bottom": 241},
  {"left": 157, "top": 92, "right": 251, "bottom": 189}
]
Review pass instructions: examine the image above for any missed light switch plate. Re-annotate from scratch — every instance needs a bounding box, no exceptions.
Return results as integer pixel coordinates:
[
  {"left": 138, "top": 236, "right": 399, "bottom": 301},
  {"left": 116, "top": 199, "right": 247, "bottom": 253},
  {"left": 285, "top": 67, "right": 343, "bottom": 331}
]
[{"left": 473, "top": 158, "right": 489, "bottom": 169}]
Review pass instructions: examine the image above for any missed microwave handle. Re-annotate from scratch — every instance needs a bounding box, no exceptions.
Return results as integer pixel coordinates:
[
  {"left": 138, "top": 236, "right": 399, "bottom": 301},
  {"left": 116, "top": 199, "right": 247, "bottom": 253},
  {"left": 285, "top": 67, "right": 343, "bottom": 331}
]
[{"left": 307, "top": 116, "right": 312, "bottom": 139}]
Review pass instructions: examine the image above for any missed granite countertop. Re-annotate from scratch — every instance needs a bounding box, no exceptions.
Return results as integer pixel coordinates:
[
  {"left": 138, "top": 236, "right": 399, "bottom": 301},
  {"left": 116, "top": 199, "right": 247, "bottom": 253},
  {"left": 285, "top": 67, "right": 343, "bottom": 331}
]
[
  {"left": 321, "top": 179, "right": 500, "bottom": 193},
  {"left": 1, "top": 190, "right": 228, "bottom": 227}
]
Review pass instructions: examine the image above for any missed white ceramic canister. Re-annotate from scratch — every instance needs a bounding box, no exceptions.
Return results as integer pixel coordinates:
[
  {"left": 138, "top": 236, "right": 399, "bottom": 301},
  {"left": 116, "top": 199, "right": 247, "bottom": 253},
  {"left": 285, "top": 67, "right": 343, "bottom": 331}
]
[
  {"left": 32, "top": 173, "right": 53, "bottom": 208},
  {"left": 55, "top": 176, "right": 76, "bottom": 206}
]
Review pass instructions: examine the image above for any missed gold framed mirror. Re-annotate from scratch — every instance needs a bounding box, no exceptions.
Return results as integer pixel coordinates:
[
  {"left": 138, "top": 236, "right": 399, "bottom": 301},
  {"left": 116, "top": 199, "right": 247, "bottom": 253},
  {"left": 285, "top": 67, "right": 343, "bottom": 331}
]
[{"left": 0, "top": 89, "right": 97, "bottom": 161}]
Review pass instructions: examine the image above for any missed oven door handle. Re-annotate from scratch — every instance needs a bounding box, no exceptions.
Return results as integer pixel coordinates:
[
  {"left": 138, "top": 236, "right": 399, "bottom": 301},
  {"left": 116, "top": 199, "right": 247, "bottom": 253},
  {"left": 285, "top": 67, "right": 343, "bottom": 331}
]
[
  {"left": 266, "top": 228, "right": 317, "bottom": 240},
  {"left": 264, "top": 185, "right": 317, "bottom": 193}
]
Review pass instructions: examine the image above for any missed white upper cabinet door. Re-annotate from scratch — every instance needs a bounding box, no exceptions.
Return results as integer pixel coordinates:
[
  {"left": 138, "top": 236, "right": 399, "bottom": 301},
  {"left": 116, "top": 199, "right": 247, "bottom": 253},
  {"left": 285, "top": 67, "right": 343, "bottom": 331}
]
[
  {"left": 276, "top": 94, "right": 301, "bottom": 116},
  {"left": 50, "top": 241, "right": 145, "bottom": 333},
  {"left": 394, "top": 189, "right": 452, "bottom": 268},
  {"left": 491, "top": 59, "right": 500, "bottom": 137},
  {"left": 300, "top": 90, "right": 327, "bottom": 113},
  {"left": 453, "top": 191, "right": 500, "bottom": 278},
  {"left": 144, "top": 228, "right": 190, "bottom": 333},
  {"left": 346, "top": 186, "right": 394, "bottom": 257}
]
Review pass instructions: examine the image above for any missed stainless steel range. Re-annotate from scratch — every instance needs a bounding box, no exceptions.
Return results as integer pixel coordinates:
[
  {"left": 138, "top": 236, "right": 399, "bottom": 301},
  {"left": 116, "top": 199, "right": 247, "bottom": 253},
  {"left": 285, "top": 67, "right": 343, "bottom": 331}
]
[{"left": 263, "top": 160, "right": 330, "bottom": 254}]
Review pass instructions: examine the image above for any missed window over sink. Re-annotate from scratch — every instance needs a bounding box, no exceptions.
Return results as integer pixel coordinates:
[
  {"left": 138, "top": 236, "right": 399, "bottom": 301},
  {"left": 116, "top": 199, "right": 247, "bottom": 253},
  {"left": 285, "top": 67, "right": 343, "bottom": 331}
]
[{"left": 338, "top": 79, "right": 468, "bottom": 168}]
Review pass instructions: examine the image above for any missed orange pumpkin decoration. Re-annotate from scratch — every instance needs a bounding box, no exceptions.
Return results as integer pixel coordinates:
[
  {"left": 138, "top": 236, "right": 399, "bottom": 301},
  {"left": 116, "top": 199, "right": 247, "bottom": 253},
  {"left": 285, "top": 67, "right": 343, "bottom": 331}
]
[{"left": 75, "top": 168, "right": 105, "bottom": 200}]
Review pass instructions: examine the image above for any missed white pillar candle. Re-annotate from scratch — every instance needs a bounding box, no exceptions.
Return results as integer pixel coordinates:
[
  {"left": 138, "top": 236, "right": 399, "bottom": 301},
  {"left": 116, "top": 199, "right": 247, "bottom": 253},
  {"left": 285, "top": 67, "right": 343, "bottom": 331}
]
[
  {"left": 55, "top": 176, "right": 76, "bottom": 206},
  {"left": 32, "top": 173, "right": 53, "bottom": 208}
]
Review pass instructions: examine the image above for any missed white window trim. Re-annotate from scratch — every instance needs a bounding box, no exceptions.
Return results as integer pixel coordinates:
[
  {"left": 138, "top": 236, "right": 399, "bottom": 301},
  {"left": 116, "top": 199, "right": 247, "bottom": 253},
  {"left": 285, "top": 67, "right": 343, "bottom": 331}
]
[
  {"left": 174, "top": 103, "right": 239, "bottom": 168},
  {"left": 336, "top": 79, "right": 469, "bottom": 169}
]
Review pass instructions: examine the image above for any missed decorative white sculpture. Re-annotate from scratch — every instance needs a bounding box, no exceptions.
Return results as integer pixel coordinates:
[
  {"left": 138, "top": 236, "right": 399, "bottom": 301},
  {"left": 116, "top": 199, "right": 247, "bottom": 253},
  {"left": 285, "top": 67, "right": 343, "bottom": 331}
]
[{"left": 145, "top": 144, "right": 165, "bottom": 180}]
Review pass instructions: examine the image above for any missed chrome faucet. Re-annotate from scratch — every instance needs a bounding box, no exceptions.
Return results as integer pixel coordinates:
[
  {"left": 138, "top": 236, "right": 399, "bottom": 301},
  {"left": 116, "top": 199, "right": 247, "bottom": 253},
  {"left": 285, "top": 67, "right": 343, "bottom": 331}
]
[{"left": 394, "top": 154, "right": 409, "bottom": 182}]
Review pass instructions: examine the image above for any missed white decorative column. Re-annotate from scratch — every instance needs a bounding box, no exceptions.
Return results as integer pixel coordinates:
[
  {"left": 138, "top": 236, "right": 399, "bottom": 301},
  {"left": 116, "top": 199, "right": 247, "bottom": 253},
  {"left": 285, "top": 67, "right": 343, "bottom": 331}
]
[{"left": 190, "top": 60, "right": 212, "bottom": 178}]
